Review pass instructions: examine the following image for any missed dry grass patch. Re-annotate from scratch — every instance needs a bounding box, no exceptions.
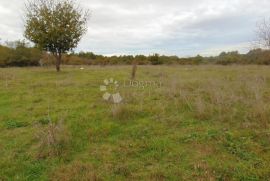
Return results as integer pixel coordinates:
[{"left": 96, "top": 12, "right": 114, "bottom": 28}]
[
  {"left": 192, "top": 160, "right": 216, "bottom": 181},
  {"left": 35, "top": 119, "right": 70, "bottom": 159},
  {"left": 110, "top": 104, "right": 130, "bottom": 119},
  {"left": 50, "top": 161, "right": 100, "bottom": 181}
]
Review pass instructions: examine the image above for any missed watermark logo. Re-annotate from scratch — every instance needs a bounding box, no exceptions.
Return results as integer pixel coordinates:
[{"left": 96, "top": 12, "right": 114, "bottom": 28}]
[
  {"left": 123, "top": 80, "right": 162, "bottom": 89},
  {"left": 100, "top": 78, "right": 162, "bottom": 103},
  {"left": 100, "top": 78, "right": 123, "bottom": 104}
]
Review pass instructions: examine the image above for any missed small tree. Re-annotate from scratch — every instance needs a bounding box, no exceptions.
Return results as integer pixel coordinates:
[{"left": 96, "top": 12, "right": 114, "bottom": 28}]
[
  {"left": 256, "top": 18, "right": 270, "bottom": 49},
  {"left": 24, "top": 0, "right": 89, "bottom": 71},
  {"left": 149, "top": 53, "right": 161, "bottom": 65}
]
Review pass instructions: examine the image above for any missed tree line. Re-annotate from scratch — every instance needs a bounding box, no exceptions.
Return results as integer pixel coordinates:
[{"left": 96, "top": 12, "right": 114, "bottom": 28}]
[
  {"left": 0, "top": 40, "right": 42, "bottom": 67},
  {"left": 1, "top": 40, "right": 270, "bottom": 67}
]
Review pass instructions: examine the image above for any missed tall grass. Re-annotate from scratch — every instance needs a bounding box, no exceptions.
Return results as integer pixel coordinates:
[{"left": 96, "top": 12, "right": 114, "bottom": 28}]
[{"left": 0, "top": 65, "right": 270, "bottom": 180}]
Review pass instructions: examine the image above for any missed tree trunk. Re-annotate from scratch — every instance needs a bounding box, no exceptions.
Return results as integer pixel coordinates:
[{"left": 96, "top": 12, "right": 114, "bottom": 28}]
[
  {"left": 56, "top": 53, "right": 62, "bottom": 72},
  {"left": 131, "top": 60, "right": 137, "bottom": 80}
]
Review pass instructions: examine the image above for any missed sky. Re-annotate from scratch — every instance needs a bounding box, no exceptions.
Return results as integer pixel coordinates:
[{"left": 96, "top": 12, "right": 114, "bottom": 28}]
[{"left": 0, "top": 0, "right": 269, "bottom": 57}]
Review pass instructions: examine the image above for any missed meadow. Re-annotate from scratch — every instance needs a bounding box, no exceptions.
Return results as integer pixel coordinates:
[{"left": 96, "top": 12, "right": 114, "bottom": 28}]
[{"left": 0, "top": 65, "right": 270, "bottom": 180}]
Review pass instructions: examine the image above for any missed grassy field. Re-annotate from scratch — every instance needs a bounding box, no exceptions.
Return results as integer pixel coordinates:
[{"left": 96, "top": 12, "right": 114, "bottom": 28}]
[{"left": 0, "top": 65, "right": 270, "bottom": 180}]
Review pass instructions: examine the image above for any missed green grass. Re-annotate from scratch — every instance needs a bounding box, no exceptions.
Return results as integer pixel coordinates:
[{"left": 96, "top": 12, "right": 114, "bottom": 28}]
[{"left": 0, "top": 65, "right": 270, "bottom": 180}]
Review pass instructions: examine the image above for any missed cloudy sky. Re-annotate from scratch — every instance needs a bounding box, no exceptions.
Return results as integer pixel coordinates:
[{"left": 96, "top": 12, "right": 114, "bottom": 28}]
[{"left": 0, "top": 0, "right": 269, "bottom": 56}]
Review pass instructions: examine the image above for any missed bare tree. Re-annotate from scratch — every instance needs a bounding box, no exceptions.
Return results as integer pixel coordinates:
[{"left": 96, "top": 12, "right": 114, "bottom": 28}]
[{"left": 256, "top": 18, "right": 270, "bottom": 49}]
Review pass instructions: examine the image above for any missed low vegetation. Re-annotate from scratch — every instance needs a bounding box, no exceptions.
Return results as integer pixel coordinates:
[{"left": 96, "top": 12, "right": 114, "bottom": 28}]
[
  {"left": 0, "top": 41, "right": 42, "bottom": 67},
  {"left": 1, "top": 41, "right": 270, "bottom": 67},
  {"left": 0, "top": 65, "right": 269, "bottom": 180}
]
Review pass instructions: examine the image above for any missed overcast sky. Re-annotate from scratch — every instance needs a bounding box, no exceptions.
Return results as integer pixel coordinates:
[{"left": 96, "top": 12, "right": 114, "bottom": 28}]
[{"left": 0, "top": 0, "right": 269, "bottom": 56}]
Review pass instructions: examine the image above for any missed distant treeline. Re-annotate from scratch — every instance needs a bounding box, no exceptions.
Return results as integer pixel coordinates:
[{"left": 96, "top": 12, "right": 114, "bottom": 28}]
[
  {"left": 0, "top": 40, "right": 42, "bottom": 67},
  {"left": 1, "top": 40, "right": 270, "bottom": 67}
]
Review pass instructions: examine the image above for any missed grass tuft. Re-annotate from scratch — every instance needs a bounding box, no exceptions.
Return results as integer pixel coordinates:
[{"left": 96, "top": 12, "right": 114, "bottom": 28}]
[{"left": 35, "top": 119, "right": 70, "bottom": 159}]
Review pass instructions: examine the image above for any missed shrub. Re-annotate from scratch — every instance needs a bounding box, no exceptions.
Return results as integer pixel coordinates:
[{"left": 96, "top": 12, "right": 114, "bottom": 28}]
[{"left": 35, "top": 119, "right": 70, "bottom": 159}]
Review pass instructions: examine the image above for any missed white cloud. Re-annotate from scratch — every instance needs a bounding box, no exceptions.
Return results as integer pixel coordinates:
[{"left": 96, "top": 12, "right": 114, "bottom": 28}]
[{"left": 0, "top": 0, "right": 270, "bottom": 56}]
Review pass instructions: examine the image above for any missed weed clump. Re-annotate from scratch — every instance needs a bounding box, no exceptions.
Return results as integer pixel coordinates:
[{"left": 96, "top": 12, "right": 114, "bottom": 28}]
[
  {"left": 110, "top": 104, "right": 133, "bottom": 120},
  {"left": 4, "top": 120, "right": 29, "bottom": 129},
  {"left": 50, "top": 161, "right": 100, "bottom": 181},
  {"left": 35, "top": 119, "right": 70, "bottom": 159}
]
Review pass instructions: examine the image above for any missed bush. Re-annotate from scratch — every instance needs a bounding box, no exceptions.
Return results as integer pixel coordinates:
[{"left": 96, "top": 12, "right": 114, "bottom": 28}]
[
  {"left": 35, "top": 119, "right": 70, "bottom": 159},
  {"left": 0, "top": 40, "right": 42, "bottom": 67},
  {"left": 149, "top": 53, "right": 163, "bottom": 65},
  {"left": 0, "top": 45, "right": 11, "bottom": 67},
  {"left": 216, "top": 51, "right": 242, "bottom": 65}
]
